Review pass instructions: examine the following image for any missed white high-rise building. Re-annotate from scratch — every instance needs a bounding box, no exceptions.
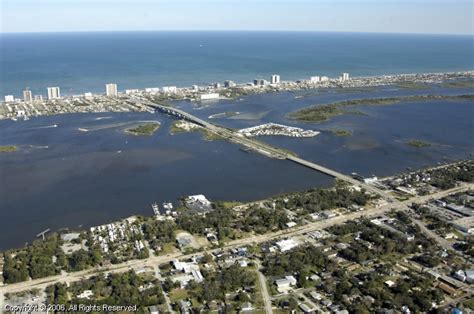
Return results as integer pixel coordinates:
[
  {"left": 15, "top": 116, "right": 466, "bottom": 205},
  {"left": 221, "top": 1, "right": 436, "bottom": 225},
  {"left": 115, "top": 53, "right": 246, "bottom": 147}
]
[
  {"left": 342, "top": 73, "right": 350, "bottom": 81},
  {"left": 4, "top": 95, "right": 14, "bottom": 102},
  {"left": 34, "top": 95, "right": 43, "bottom": 101},
  {"left": 224, "top": 80, "right": 236, "bottom": 88},
  {"left": 320, "top": 76, "right": 329, "bottom": 82},
  {"left": 271, "top": 74, "right": 281, "bottom": 84},
  {"left": 47, "top": 87, "right": 61, "bottom": 99},
  {"left": 23, "top": 89, "right": 33, "bottom": 102},
  {"left": 106, "top": 83, "right": 118, "bottom": 97},
  {"left": 310, "top": 76, "right": 321, "bottom": 83}
]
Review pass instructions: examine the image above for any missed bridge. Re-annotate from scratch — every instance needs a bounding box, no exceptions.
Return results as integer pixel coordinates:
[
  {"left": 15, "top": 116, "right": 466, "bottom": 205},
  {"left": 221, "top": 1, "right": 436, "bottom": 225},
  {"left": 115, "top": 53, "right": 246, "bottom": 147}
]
[{"left": 128, "top": 97, "right": 394, "bottom": 200}]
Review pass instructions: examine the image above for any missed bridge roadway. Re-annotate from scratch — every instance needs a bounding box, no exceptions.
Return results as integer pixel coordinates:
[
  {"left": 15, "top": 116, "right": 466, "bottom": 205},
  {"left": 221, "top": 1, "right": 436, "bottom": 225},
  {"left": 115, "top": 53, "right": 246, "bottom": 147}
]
[{"left": 129, "top": 97, "right": 394, "bottom": 200}]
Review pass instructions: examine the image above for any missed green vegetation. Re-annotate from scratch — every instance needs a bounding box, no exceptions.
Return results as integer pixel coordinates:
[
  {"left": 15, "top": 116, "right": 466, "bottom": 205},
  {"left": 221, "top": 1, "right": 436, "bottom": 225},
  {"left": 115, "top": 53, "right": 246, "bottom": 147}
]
[
  {"left": 1, "top": 233, "right": 105, "bottom": 284},
  {"left": 0, "top": 145, "right": 17, "bottom": 153},
  {"left": 170, "top": 120, "right": 224, "bottom": 141},
  {"left": 263, "top": 245, "right": 332, "bottom": 278},
  {"left": 125, "top": 122, "right": 160, "bottom": 136},
  {"left": 440, "top": 80, "right": 474, "bottom": 89},
  {"left": 184, "top": 264, "right": 257, "bottom": 307},
  {"left": 406, "top": 139, "right": 431, "bottom": 148},
  {"left": 45, "top": 270, "right": 165, "bottom": 309},
  {"left": 329, "top": 129, "right": 352, "bottom": 136},
  {"left": 289, "top": 94, "right": 474, "bottom": 122},
  {"left": 288, "top": 103, "right": 364, "bottom": 122}
]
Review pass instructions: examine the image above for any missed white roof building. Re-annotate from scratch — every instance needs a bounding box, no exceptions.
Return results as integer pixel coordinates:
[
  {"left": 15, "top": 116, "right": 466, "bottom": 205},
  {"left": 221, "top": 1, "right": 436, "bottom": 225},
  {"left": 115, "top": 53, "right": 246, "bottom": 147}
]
[
  {"left": 275, "top": 275, "right": 297, "bottom": 293},
  {"left": 275, "top": 238, "right": 299, "bottom": 252},
  {"left": 77, "top": 290, "right": 94, "bottom": 299}
]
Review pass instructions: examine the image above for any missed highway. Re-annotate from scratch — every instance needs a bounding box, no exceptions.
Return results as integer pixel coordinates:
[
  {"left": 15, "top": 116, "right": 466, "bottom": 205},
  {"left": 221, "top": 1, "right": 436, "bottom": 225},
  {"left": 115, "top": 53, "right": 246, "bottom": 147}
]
[{"left": 1, "top": 184, "right": 471, "bottom": 306}]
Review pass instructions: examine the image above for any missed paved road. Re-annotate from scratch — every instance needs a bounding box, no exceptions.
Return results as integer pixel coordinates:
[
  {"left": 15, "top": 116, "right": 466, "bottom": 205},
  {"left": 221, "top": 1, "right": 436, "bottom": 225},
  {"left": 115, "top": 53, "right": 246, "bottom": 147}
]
[
  {"left": 155, "top": 265, "right": 174, "bottom": 314},
  {"left": 255, "top": 260, "right": 273, "bottom": 314},
  {"left": 2, "top": 184, "right": 470, "bottom": 302}
]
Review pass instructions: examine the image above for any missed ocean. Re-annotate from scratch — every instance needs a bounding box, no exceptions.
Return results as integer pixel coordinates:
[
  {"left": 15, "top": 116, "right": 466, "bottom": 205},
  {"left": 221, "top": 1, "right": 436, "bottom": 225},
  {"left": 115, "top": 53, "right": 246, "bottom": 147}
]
[{"left": 1, "top": 31, "right": 473, "bottom": 97}]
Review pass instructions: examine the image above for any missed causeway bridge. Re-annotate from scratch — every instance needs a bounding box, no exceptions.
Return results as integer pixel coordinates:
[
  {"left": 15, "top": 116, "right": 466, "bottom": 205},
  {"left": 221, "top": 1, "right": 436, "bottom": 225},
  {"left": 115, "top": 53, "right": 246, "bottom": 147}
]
[{"left": 128, "top": 97, "right": 393, "bottom": 199}]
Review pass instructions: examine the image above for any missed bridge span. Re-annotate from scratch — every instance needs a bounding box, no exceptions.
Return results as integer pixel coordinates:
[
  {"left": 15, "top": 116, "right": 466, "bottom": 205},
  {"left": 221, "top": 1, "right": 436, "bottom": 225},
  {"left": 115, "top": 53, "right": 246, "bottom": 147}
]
[{"left": 128, "top": 97, "right": 393, "bottom": 199}]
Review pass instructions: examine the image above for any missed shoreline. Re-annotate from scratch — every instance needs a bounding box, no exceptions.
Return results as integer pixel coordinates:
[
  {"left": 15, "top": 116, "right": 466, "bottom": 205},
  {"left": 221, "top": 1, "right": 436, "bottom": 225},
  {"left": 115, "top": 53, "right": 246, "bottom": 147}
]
[
  {"left": 1, "top": 157, "right": 471, "bottom": 252},
  {"left": 0, "top": 70, "right": 472, "bottom": 121}
]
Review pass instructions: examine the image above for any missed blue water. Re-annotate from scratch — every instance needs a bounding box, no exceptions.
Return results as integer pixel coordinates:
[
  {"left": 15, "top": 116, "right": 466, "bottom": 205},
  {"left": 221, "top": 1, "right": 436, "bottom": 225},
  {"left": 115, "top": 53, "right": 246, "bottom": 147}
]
[{"left": 1, "top": 31, "right": 473, "bottom": 97}]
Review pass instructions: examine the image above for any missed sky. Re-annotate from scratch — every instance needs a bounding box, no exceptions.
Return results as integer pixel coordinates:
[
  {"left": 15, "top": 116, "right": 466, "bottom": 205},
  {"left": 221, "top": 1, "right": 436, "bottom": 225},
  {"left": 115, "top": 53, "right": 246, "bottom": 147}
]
[{"left": 1, "top": 0, "right": 473, "bottom": 34}]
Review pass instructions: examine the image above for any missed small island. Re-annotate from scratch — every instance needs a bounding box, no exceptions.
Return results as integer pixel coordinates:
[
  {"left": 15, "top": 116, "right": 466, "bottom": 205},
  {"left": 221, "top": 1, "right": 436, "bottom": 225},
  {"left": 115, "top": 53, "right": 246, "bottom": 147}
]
[
  {"left": 125, "top": 122, "right": 160, "bottom": 136},
  {"left": 208, "top": 112, "right": 240, "bottom": 119},
  {"left": 170, "top": 120, "right": 223, "bottom": 141},
  {"left": 0, "top": 145, "right": 17, "bottom": 153},
  {"left": 289, "top": 94, "right": 474, "bottom": 123},
  {"left": 288, "top": 103, "right": 364, "bottom": 122},
  {"left": 330, "top": 129, "right": 353, "bottom": 136},
  {"left": 407, "top": 139, "right": 431, "bottom": 148}
]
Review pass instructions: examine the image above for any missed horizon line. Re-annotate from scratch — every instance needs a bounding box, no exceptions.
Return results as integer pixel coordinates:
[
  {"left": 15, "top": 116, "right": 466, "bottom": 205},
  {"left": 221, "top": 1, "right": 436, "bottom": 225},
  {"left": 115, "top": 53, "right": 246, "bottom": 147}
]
[{"left": 1, "top": 29, "right": 473, "bottom": 36}]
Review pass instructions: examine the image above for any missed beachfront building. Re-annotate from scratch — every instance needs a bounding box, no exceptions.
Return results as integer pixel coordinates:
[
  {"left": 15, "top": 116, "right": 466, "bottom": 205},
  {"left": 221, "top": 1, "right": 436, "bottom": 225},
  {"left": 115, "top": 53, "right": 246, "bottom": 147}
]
[
  {"left": 23, "top": 89, "right": 33, "bottom": 102},
  {"left": 310, "top": 76, "right": 321, "bottom": 83},
  {"left": 200, "top": 93, "right": 219, "bottom": 101},
  {"left": 162, "top": 86, "right": 177, "bottom": 93},
  {"left": 47, "top": 87, "right": 61, "bottom": 99},
  {"left": 4, "top": 95, "right": 14, "bottom": 103},
  {"left": 145, "top": 87, "right": 160, "bottom": 93},
  {"left": 254, "top": 79, "right": 268, "bottom": 86},
  {"left": 106, "top": 83, "right": 118, "bottom": 97},
  {"left": 271, "top": 74, "right": 281, "bottom": 84},
  {"left": 341, "top": 73, "right": 350, "bottom": 81},
  {"left": 224, "top": 80, "right": 236, "bottom": 88},
  {"left": 34, "top": 95, "right": 43, "bottom": 101}
]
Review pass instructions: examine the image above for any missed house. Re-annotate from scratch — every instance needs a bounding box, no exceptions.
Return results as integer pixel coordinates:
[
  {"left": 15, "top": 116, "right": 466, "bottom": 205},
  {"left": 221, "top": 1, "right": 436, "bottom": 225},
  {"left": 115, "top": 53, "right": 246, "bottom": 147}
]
[
  {"left": 321, "top": 210, "right": 337, "bottom": 219},
  {"left": 148, "top": 306, "right": 159, "bottom": 314},
  {"left": 465, "top": 269, "right": 474, "bottom": 283},
  {"left": 310, "top": 274, "right": 321, "bottom": 282},
  {"left": 299, "top": 303, "right": 315, "bottom": 314},
  {"left": 77, "top": 290, "right": 94, "bottom": 299},
  {"left": 179, "top": 300, "right": 192, "bottom": 314},
  {"left": 384, "top": 280, "right": 396, "bottom": 288},
  {"left": 437, "top": 282, "right": 459, "bottom": 297},
  {"left": 310, "top": 291, "right": 322, "bottom": 301},
  {"left": 274, "top": 275, "right": 297, "bottom": 293},
  {"left": 453, "top": 270, "right": 467, "bottom": 282},
  {"left": 171, "top": 274, "right": 195, "bottom": 288}
]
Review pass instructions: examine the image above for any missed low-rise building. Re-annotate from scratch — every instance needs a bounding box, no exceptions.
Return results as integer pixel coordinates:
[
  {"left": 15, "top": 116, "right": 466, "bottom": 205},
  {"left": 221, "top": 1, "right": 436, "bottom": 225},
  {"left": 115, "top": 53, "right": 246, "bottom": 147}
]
[
  {"left": 275, "top": 238, "right": 299, "bottom": 252},
  {"left": 274, "top": 275, "right": 297, "bottom": 293}
]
